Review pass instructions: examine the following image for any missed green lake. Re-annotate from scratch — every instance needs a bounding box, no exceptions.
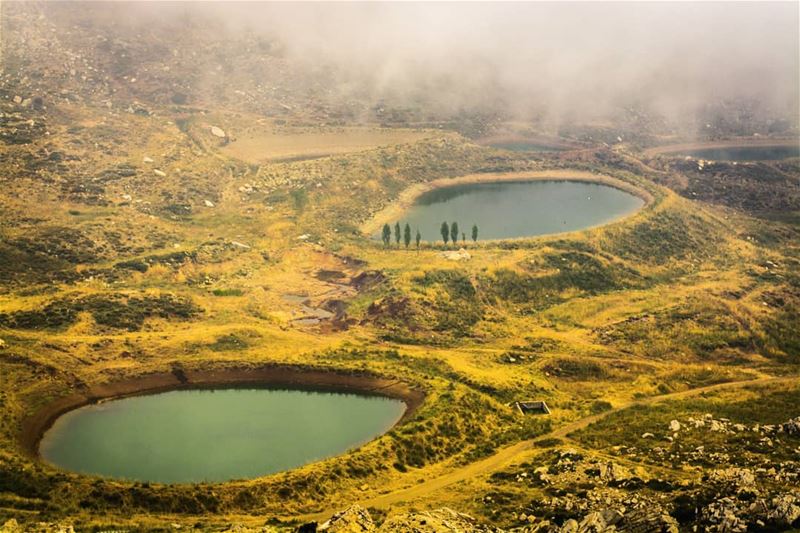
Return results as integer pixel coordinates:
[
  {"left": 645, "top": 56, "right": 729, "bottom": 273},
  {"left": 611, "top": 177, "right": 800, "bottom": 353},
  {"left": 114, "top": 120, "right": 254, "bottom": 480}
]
[
  {"left": 39, "top": 388, "right": 406, "bottom": 483},
  {"left": 377, "top": 180, "right": 644, "bottom": 241},
  {"left": 680, "top": 145, "right": 799, "bottom": 161}
]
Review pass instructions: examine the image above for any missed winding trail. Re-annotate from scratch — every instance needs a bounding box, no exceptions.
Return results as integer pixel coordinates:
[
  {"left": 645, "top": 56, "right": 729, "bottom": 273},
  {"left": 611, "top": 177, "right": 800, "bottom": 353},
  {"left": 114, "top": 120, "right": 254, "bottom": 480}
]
[{"left": 299, "top": 375, "right": 795, "bottom": 523}]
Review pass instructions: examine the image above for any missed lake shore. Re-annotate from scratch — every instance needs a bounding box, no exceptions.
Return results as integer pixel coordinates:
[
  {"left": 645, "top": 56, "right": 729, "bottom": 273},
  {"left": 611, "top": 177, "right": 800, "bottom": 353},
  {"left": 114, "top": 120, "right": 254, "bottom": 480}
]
[{"left": 20, "top": 364, "right": 425, "bottom": 459}]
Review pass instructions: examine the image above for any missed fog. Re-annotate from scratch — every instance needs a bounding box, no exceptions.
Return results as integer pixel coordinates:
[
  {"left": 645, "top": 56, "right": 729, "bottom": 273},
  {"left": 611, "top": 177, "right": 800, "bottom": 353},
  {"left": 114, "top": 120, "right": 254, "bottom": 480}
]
[
  {"left": 25, "top": 1, "right": 800, "bottom": 125},
  {"left": 189, "top": 2, "right": 799, "bottom": 121}
]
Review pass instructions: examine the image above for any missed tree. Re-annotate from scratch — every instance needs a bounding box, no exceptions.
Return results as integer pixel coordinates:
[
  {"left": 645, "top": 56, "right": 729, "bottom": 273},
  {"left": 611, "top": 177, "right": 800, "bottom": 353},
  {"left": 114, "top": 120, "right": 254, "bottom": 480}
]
[
  {"left": 290, "top": 189, "right": 308, "bottom": 214},
  {"left": 394, "top": 222, "right": 401, "bottom": 246},
  {"left": 440, "top": 221, "right": 450, "bottom": 245},
  {"left": 382, "top": 224, "right": 391, "bottom": 247},
  {"left": 472, "top": 224, "right": 478, "bottom": 243},
  {"left": 415, "top": 229, "right": 421, "bottom": 251},
  {"left": 461, "top": 232, "right": 466, "bottom": 243},
  {"left": 450, "top": 222, "right": 459, "bottom": 247},
  {"left": 403, "top": 223, "right": 412, "bottom": 249}
]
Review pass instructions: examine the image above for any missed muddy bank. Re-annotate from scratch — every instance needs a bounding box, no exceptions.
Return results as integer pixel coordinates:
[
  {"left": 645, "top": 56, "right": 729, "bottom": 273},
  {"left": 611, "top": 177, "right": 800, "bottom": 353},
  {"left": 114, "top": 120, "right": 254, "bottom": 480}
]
[
  {"left": 360, "top": 170, "right": 653, "bottom": 237},
  {"left": 643, "top": 138, "right": 800, "bottom": 157},
  {"left": 20, "top": 364, "right": 425, "bottom": 458}
]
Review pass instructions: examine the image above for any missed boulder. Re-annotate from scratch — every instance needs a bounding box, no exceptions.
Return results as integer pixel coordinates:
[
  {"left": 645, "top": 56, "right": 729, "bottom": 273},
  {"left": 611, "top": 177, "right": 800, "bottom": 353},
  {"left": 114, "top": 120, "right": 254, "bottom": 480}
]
[
  {"left": 210, "top": 126, "right": 226, "bottom": 138},
  {"left": 559, "top": 519, "right": 579, "bottom": 533},
  {"left": 318, "top": 504, "right": 375, "bottom": 533},
  {"left": 599, "top": 461, "right": 632, "bottom": 483},
  {"left": 576, "top": 512, "right": 608, "bottom": 532},
  {"left": 782, "top": 417, "right": 800, "bottom": 436}
]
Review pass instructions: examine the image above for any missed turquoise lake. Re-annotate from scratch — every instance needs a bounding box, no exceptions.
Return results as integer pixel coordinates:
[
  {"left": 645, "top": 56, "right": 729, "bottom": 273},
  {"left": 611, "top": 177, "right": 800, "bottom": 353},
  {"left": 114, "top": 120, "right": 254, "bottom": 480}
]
[
  {"left": 377, "top": 180, "right": 644, "bottom": 241},
  {"left": 40, "top": 388, "right": 406, "bottom": 483}
]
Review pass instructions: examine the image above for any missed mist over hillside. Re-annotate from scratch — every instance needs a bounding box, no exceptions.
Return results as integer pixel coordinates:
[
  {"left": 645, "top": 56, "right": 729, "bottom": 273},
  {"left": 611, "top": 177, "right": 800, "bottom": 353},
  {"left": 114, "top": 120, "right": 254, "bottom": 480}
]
[{"left": 4, "top": 1, "right": 799, "bottom": 133}]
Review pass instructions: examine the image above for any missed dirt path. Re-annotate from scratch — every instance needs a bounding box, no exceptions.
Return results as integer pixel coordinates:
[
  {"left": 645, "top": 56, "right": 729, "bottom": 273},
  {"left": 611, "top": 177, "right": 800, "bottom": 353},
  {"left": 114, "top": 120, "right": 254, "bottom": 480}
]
[{"left": 299, "top": 375, "right": 795, "bottom": 523}]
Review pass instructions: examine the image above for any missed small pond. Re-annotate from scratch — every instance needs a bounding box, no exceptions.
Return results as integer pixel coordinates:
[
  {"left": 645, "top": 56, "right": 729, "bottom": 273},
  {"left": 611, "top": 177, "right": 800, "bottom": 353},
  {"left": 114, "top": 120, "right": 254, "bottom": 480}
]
[
  {"left": 376, "top": 180, "right": 643, "bottom": 241},
  {"left": 40, "top": 388, "right": 405, "bottom": 483},
  {"left": 679, "top": 145, "right": 799, "bottom": 161}
]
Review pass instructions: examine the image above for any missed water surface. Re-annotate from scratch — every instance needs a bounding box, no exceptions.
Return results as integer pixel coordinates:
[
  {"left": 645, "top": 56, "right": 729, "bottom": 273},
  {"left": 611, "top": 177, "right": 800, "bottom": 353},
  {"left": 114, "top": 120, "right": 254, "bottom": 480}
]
[
  {"left": 377, "top": 180, "right": 643, "bottom": 241},
  {"left": 40, "top": 388, "right": 405, "bottom": 483},
  {"left": 680, "top": 145, "right": 799, "bottom": 161}
]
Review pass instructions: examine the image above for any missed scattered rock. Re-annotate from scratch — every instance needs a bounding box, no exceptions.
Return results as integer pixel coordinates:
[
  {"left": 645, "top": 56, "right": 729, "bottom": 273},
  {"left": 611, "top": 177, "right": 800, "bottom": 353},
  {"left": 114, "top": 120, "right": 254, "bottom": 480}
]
[
  {"left": 768, "top": 493, "right": 800, "bottom": 527},
  {"left": 379, "top": 507, "right": 493, "bottom": 532},
  {"left": 204, "top": 199, "right": 215, "bottom": 208},
  {"left": 154, "top": 169, "right": 167, "bottom": 177},
  {"left": 210, "top": 126, "right": 226, "bottom": 138}
]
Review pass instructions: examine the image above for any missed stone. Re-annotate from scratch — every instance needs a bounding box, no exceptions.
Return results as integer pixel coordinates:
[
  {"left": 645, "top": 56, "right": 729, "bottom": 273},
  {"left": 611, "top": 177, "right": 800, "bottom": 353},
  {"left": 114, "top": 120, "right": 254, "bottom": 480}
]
[
  {"left": 782, "top": 417, "right": 800, "bottom": 436},
  {"left": 439, "top": 248, "right": 471, "bottom": 261},
  {"left": 154, "top": 169, "right": 166, "bottom": 177},
  {"left": 143, "top": 156, "right": 154, "bottom": 163},
  {"left": 768, "top": 494, "right": 800, "bottom": 526},
  {"left": 204, "top": 199, "right": 215, "bottom": 208},
  {"left": 559, "top": 518, "right": 579, "bottom": 532},
  {"left": 599, "top": 461, "right": 632, "bottom": 483},
  {"left": 318, "top": 504, "right": 375, "bottom": 532},
  {"left": 210, "top": 126, "right": 226, "bottom": 138},
  {"left": 577, "top": 511, "right": 607, "bottom": 532},
  {"left": 669, "top": 419, "right": 681, "bottom": 432},
  {"left": 1, "top": 519, "right": 22, "bottom": 532},
  {"left": 641, "top": 432, "right": 654, "bottom": 439}
]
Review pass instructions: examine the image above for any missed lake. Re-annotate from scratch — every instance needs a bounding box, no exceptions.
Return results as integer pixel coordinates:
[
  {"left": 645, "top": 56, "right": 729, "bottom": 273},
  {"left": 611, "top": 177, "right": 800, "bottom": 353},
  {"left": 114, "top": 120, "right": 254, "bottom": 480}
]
[
  {"left": 39, "top": 388, "right": 406, "bottom": 483},
  {"left": 680, "top": 145, "right": 800, "bottom": 161},
  {"left": 377, "top": 180, "right": 644, "bottom": 241}
]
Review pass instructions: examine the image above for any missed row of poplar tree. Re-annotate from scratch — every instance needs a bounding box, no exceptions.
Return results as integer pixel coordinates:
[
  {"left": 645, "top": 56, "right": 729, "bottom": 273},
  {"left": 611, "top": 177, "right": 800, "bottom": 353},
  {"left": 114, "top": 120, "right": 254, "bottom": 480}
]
[{"left": 381, "top": 222, "right": 478, "bottom": 248}]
